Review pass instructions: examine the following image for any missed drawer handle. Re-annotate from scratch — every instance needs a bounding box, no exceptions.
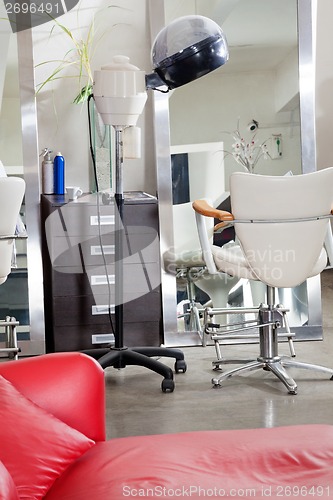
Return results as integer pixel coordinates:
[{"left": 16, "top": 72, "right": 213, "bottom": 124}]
[
  {"left": 91, "top": 275, "right": 115, "bottom": 286},
  {"left": 92, "top": 305, "right": 115, "bottom": 315},
  {"left": 91, "top": 333, "right": 115, "bottom": 344},
  {"left": 91, "top": 245, "right": 115, "bottom": 256},
  {"left": 90, "top": 215, "right": 115, "bottom": 226}
]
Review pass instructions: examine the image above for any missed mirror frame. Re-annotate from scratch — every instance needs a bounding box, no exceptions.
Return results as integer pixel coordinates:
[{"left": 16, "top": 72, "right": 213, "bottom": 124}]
[
  {"left": 149, "top": 0, "right": 321, "bottom": 341},
  {"left": 17, "top": 28, "right": 45, "bottom": 355}
]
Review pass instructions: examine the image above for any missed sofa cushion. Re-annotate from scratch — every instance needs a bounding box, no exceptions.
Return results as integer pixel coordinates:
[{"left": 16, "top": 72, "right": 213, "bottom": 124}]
[
  {"left": 44, "top": 425, "right": 333, "bottom": 500},
  {"left": 0, "top": 374, "right": 95, "bottom": 500},
  {"left": 0, "top": 461, "right": 19, "bottom": 500}
]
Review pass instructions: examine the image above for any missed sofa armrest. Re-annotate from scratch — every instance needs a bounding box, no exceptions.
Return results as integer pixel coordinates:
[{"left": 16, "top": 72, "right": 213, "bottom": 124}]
[{"left": 0, "top": 352, "right": 106, "bottom": 442}]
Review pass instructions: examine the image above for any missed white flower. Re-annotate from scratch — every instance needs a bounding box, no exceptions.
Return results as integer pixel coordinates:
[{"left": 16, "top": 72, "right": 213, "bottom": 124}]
[{"left": 222, "top": 122, "right": 271, "bottom": 173}]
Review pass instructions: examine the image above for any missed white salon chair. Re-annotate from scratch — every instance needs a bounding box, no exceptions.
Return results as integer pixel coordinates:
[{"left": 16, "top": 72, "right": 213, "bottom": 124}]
[
  {"left": 163, "top": 201, "right": 239, "bottom": 344},
  {"left": 0, "top": 176, "right": 26, "bottom": 359},
  {"left": 193, "top": 168, "right": 333, "bottom": 394}
]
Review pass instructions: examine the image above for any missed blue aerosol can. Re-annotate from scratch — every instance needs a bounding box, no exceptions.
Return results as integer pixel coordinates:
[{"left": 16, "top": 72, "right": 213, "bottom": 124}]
[{"left": 53, "top": 152, "right": 65, "bottom": 195}]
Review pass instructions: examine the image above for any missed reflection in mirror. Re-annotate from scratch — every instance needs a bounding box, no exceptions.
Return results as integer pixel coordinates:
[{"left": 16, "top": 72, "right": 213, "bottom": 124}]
[
  {"left": 0, "top": 36, "right": 23, "bottom": 168},
  {"left": 167, "top": 0, "right": 301, "bottom": 184},
  {"left": 171, "top": 143, "right": 225, "bottom": 205},
  {"left": 153, "top": 0, "right": 321, "bottom": 345},
  {"left": 0, "top": 32, "right": 30, "bottom": 346},
  {"left": 0, "top": 23, "right": 44, "bottom": 355}
]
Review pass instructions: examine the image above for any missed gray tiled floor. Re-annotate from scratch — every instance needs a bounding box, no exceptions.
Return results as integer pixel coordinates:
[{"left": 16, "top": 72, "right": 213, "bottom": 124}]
[{"left": 105, "top": 269, "right": 333, "bottom": 439}]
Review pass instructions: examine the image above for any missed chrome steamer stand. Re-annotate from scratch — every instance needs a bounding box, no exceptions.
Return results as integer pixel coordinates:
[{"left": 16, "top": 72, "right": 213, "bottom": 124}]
[
  {"left": 85, "top": 125, "right": 186, "bottom": 393},
  {"left": 84, "top": 15, "right": 229, "bottom": 391}
]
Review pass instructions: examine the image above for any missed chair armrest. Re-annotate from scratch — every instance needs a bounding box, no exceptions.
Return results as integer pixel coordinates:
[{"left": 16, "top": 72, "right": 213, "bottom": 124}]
[
  {"left": 0, "top": 235, "right": 17, "bottom": 240},
  {"left": 192, "top": 199, "right": 234, "bottom": 221},
  {"left": 0, "top": 352, "right": 106, "bottom": 442},
  {"left": 214, "top": 221, "right": 233, "bottom": 232}
]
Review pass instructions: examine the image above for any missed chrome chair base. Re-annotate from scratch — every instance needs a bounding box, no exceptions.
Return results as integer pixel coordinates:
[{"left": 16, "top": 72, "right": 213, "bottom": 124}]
[
  {"left": 205, "top": 302, "right": 296, "bottom": 368},
  {"left": 211, "top": 285, "right": 333, "bottom": 394},
  {"left": 0, "top": 316, "right": 20, "bottom": 360},
  {"left": 212, "top": 356, "right": 333, "bottom": 395},
  {"left": 176, "top": 267, "right": 206, "bottom": 344}
]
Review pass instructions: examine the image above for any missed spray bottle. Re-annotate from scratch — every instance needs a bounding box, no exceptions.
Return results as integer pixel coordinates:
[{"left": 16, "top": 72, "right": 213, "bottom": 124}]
[{"left": 41, "top": 148, "right": 54, "bottom": 194}]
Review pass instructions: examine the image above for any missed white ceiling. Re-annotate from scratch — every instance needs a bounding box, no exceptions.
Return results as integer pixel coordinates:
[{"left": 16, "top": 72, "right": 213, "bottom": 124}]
[{"left": 164, "top": 0, "right": 298, "bottom": 73}]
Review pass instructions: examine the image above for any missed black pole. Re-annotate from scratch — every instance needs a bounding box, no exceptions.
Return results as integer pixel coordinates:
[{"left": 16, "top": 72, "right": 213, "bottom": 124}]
[{"left": 114, "top": 127, "right": 124, "bottom": 349}]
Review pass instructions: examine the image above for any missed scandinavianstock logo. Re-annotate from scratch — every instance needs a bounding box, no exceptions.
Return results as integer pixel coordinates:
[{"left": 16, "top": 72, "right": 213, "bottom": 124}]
[{"left": 4, "top": 0, "right": 79, "bottom": 33}]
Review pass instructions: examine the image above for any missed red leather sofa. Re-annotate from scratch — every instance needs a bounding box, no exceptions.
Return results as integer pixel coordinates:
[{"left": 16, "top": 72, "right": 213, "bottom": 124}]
[{"left": 0, "top": 352, "right": 333, "bottom": 500}]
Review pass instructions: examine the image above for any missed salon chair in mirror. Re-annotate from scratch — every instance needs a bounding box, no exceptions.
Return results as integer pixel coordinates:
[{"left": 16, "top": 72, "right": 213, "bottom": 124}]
[
  {"left": 163, "top": 201, "right": 239, "bottom": 345},
  {"left": 193, "top": 169, "right": 333, "bottom": 394},
  {"left": 0, "top": 176, "right": 26, "bottom": 360}
]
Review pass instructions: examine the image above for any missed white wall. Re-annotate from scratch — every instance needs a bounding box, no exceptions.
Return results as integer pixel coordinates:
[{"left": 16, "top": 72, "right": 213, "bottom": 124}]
[
  {"left": 275, "top": 48, "right": 299, "bottom": 112},
  {"left": 0, "top": 33, "right": 10, "bottom": 115},
  {"left": 169, "top": 68, "right": 302, "bottom": 186},
  {"left": 0, "top": 97, "right": 23, "bottom": 166},
  {"left": 171, "top": 142, "right": 225, "bottom": 204},
  {"left": 33, "top": 0, "right": 156, "bottom": 195},
  {"left": 0, "top": 34, "right": 23, "bottom": 169}
]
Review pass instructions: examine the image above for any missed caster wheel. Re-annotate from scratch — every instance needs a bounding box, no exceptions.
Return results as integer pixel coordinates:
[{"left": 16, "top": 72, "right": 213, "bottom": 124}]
[
  {"left": 175, "top": 359, "right": 187, "bottom": 373},
  {"left": 212, "top": 363, "right": 223, "bottom": 371},
  {"left": 212, "top": 378, "right": 222, "bottom": 389},
  {"left": 161, "top": 379, "right": 175, "bottom": 393}
]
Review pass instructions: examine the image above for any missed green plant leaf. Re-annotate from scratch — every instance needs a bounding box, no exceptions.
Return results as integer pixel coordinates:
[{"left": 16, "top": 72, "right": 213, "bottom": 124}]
[{"left": 35, "top": 4, "right": 130, "bottom": 103}]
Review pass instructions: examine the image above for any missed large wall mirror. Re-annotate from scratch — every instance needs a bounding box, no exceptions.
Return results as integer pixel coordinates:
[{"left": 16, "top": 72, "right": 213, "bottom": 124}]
[
  {"left": 150, "top": 0, "right": 321, "bottom": 345},
  {"left": 0, "top": 17, "right": 44, "bottom": 356},
  {"left": 0, "top": 0, "right": 319, "bottom": 354}
]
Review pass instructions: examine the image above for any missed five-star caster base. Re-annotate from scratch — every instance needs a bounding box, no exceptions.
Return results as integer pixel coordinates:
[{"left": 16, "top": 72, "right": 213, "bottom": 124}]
[
  {"left": 83, "top": 345, "right": 187, "bottom": 393},
  {"left": 212, "top": 356, "right": 333, "bottom": 395}
]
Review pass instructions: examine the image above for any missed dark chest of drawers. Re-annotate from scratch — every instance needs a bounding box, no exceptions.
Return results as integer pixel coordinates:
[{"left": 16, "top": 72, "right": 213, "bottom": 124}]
[{"left": 40, "top": 192, "right": 162, "bottom": 352}]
